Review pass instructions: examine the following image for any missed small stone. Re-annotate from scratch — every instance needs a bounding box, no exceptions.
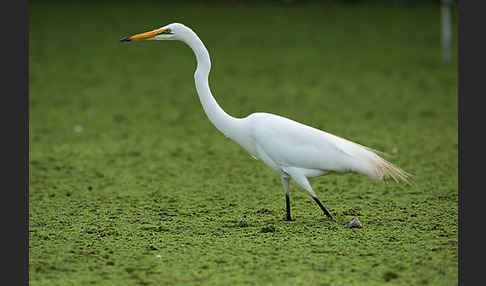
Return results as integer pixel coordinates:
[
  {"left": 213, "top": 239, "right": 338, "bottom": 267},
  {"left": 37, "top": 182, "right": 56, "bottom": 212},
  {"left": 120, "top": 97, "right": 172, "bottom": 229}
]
[
  {"left": 347, "top": 217, "right": 363, "bottom": 228},
  {"left": 74, "top": 125, "right": 84, "bottom": 133}
]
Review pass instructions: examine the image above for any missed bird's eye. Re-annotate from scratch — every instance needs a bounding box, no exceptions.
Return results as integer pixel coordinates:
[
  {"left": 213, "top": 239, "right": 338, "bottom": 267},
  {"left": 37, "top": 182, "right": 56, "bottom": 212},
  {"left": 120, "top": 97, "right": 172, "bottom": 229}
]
[{"left": 159, "top": 28, "right": 173, "bottom": 35}]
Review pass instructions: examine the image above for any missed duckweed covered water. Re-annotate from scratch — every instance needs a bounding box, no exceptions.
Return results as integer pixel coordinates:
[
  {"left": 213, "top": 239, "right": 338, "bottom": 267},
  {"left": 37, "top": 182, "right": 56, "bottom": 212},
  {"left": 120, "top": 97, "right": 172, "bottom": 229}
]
[{"left": 29, "top": 1, "right": 457, "bottom": 285}]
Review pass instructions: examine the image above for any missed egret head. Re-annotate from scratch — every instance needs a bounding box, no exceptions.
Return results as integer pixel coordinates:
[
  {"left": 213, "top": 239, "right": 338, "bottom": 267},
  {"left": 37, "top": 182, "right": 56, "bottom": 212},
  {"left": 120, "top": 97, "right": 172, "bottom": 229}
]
[{"left": 120, "top": 23, "right": 188, "bottom": 42}]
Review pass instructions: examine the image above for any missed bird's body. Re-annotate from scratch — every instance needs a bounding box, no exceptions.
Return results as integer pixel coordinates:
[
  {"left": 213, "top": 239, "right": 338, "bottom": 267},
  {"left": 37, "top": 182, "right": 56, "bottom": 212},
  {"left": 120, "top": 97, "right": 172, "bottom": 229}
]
[
  {"left": 227, "top": 112, "right": 377, "bottom": 177},
  {"left": 121, "top": 23, "right": 411, "bottom": 220}
]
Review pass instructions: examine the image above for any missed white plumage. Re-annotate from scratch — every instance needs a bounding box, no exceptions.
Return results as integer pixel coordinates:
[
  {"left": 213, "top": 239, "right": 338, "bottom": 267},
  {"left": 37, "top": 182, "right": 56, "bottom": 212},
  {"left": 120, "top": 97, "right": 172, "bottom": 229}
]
[{"left": 121, "top": 23, "right": 411, "bottom": 221}]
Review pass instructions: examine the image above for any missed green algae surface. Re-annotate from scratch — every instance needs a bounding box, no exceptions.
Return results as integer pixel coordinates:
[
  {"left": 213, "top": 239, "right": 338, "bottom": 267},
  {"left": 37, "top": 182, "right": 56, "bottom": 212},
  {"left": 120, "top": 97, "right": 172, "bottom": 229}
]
[{"left": 29, "top": 1, "right": 458, "bottom": 285}]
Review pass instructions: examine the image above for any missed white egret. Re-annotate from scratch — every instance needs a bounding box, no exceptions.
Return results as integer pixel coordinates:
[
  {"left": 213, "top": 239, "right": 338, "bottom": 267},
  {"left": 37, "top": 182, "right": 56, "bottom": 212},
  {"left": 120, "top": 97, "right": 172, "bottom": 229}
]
[{"left": 120, "top": 23, "right": 411, "bottom": 221}]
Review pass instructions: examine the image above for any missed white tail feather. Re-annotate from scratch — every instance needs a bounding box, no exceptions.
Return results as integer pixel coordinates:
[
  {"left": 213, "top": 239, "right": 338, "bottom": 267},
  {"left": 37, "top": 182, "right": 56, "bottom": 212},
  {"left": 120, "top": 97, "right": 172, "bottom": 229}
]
[
  {"left": 309, "top": 126, "right": 413, "bottom": 185},
  {"left": 341, "top": 140, "right": 413, "bottom": 185},
  {"left": 374, "top": 156, "right": 413, "bottom": 185}
]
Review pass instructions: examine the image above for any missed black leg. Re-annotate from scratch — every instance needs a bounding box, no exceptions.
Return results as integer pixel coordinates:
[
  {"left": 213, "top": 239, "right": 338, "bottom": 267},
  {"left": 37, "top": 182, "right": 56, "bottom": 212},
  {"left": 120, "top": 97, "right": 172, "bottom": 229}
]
[
  {"left": 286, "top": 192, "right": 292, "bottom": 221},
  {"left": 312, "top": 196, "right": 333, "bottom": 219}
]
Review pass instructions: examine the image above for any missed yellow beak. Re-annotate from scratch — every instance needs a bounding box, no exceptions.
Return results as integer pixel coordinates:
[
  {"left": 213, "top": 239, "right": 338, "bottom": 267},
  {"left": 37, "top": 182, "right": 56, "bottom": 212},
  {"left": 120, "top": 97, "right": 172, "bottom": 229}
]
[{"left": 120, "top": 28, "right": 166, "bottom": 42}]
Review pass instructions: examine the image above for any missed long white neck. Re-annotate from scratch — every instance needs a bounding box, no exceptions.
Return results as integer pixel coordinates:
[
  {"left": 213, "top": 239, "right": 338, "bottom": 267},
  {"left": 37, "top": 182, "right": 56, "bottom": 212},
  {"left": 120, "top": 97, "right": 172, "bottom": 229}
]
[{"left": 180, "top": 28, "right": 244, "bottom": 141}]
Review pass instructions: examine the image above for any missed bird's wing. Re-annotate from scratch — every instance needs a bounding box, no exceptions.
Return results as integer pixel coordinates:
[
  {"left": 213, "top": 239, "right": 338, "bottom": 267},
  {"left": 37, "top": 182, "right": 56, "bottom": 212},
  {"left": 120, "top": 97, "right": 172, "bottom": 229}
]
[
  {"left": 249, "top": 113, "right": 360, "bottom": 173},
  {"left": 249, "top": 112, "right": 412, "bottom": 184}
]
